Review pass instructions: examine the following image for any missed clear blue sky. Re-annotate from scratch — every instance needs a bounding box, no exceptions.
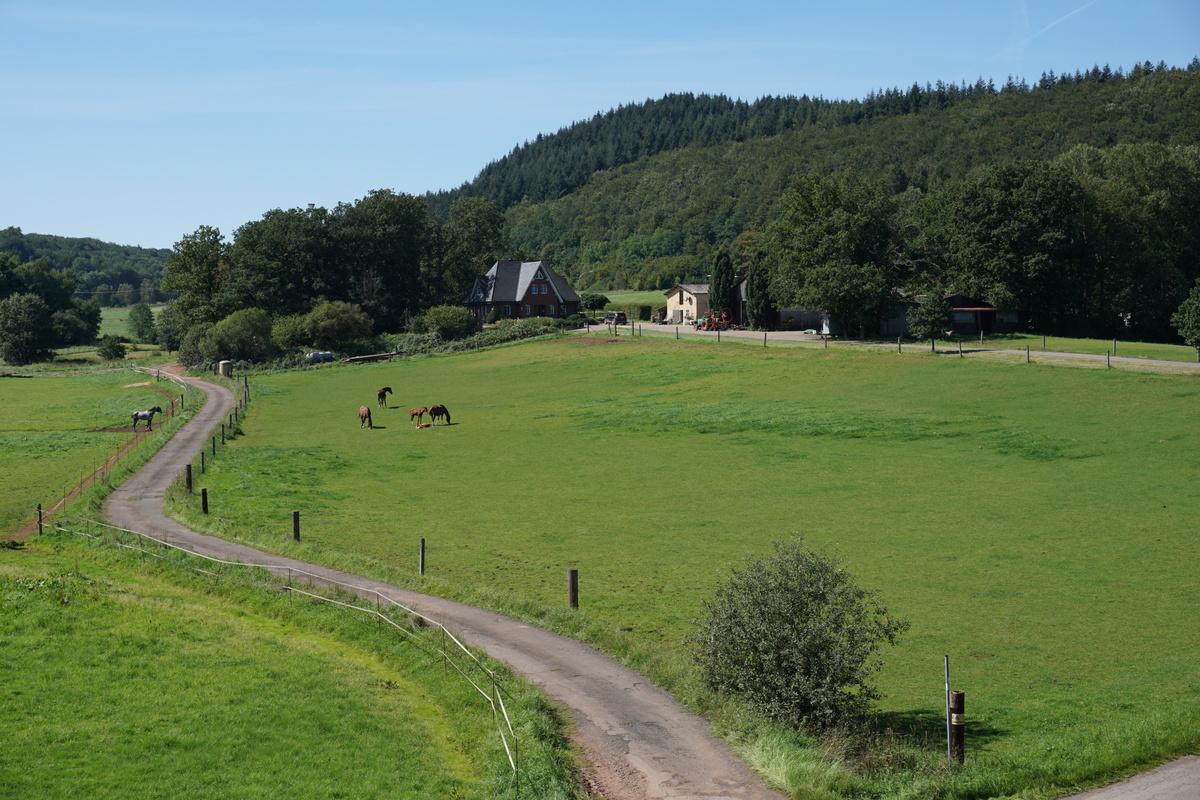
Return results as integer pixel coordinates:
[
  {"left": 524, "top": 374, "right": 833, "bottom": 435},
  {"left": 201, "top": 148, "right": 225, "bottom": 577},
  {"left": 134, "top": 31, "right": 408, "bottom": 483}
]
[{"left": 2, "top": 0, "right": 1196, "bottom": 250}]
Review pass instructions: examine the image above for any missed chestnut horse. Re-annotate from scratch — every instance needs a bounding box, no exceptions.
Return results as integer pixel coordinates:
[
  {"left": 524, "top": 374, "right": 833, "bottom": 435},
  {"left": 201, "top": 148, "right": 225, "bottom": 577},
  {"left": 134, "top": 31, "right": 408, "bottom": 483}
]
[
  {"left": 359, "top": 406, "right": 373, "bottom": 428},
  {"left": 429, "top": 404, "right": 450, "bottom": 425},
  {"left": 410, "top": 407, "right": 427, "bottom": 426},
  {"left": 377, "top": 387, "right": 392, "bottom": 408}
]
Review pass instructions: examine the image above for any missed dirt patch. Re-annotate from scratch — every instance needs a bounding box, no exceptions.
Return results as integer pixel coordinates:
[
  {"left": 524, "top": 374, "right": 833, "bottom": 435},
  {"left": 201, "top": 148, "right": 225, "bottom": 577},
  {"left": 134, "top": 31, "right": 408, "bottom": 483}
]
[{"left": 568, "top": 730, "right": 648, "bottom": 800}]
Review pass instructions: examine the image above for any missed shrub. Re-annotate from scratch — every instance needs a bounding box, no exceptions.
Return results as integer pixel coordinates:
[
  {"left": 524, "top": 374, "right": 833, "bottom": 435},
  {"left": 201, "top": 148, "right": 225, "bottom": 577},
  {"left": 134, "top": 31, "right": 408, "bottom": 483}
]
[
  {"left": 486, "top": 307, "right": 500, "bottom": 324},
  {"left": 271, "top": 314, "right": 309, "bottom": 350},
  {"left": 97, "top": 335, "right": 127, "bottom": 361},
  {"left": 305, "top": 301, "right": 372, "bottom": 350},
  {"left": 418, "top": 305, "right": 477, "bottom": 341},
  {"left": 201, "top": 308, "right": 275, "bottom": 362},
  {"left": 690, "top": 537, "right": 908, "bottom": 733}
]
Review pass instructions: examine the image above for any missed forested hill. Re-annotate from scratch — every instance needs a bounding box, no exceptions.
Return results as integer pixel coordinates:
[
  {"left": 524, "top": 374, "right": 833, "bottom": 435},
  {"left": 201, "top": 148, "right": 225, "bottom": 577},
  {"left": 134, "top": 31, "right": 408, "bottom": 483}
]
[
  {"left": 428, "top": 60, "right": 1199, "bottom": 290},
  {"left": 0, "top": 227, "right": 170, "bottom": 298}
]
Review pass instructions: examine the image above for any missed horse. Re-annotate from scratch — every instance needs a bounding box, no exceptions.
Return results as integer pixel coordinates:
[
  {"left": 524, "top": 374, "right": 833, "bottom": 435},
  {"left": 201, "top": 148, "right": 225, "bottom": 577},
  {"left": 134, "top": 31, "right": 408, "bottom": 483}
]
[
  {"left": 359, "top": 406, "right": 373, "bottom": 429},
  {"left": 131, "top": 406, "right": 163, "bottom": 430},
  {"left": 377, "top": 387, "right": 392, "bottom": 408},
  {"left": 409, "top": 407, "right": 427, "bottom": 426},
  {"left": 429, "top": 404, "right": 450, "bottom": 425}
]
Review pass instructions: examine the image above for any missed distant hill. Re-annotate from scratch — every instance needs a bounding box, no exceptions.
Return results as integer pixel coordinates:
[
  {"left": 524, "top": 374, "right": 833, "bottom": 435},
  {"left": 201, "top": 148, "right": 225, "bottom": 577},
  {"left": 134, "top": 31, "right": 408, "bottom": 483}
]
[
  {"left": 426, "top": 60, "right": 1200, "bottom": 290},
  {"left": 0, "top": 227, "right": 171, "bottom": 298}
]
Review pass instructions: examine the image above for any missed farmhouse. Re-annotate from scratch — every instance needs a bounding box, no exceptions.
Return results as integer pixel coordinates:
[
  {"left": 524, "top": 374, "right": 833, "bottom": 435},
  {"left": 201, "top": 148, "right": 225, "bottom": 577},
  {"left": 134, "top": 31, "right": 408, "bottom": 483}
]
[
  {"left": 464, "top": 260, "right": 580, "bottom": 323},
  {"left": 663, "top": 283, "right": 709, "bottom": 324}
]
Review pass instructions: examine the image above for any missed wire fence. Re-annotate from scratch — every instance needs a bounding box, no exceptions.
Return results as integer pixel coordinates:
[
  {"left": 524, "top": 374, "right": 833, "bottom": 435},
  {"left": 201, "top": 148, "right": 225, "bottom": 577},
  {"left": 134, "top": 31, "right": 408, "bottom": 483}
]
[{"left": 48, "top": 515, "right": 519, "bottom": 790}]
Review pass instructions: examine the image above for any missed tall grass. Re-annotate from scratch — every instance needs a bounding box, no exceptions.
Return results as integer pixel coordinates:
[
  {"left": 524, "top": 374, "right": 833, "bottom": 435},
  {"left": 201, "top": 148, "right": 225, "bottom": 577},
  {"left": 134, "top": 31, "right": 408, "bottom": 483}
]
[{"left": 166, "top": 337, "right": 1200, "bottom": 798}]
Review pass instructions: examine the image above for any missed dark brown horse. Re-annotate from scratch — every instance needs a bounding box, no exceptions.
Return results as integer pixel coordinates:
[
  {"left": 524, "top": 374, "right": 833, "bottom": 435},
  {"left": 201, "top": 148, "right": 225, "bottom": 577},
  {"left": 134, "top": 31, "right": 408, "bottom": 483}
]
[
  {"left": 410, "top": 407, "right": 427, "bottom": 426},
  {"left": 377, "top": 387, "right": 392, "bottom": 408},
  {"left": 359, "top": 406, "right": 373, "bottom": 429},
  {"left": 428, "top": 404, "right": 450, "bottom": 425}
]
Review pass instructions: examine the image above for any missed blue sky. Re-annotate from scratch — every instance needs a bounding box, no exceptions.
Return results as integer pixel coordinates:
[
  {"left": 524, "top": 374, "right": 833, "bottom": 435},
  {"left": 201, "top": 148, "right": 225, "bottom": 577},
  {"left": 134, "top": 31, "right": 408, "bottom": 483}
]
[{"left": 1, "top": 0, "right": 1196, "bottom": 249}]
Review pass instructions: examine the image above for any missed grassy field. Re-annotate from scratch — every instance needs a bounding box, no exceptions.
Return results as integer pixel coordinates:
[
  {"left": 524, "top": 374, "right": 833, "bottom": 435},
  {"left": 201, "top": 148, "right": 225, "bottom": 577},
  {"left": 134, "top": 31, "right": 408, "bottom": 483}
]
[
  {"left": 0, "top": 539, "right": 576, "bottom": 799},
  {"left": 167, "top": 335, "right": 1200, "bottom": 798},
  {"left": 0, "top": 369, "right": 184, "bottom": 534}
]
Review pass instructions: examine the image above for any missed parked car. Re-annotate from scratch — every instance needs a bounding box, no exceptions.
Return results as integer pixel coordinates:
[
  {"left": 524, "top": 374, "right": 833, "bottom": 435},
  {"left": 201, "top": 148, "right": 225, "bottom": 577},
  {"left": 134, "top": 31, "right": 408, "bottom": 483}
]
[{"left": 604, "top": 311, "right": 628, "bottom": 324}]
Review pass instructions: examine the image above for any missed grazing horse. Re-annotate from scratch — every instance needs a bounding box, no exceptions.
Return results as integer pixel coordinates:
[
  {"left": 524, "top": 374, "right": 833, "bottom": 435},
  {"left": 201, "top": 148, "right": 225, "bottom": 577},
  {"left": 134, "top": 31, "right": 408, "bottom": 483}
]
[
  {"left": 359, "top": 406, "right": 373, "bottom": 429},
  {"left": 409, "top": 407, "right": 427, "bottom": 426},
  {"left": 131, "top": 406, "right": 163, "bottom": 430},
  {"left": 377, "top": 387, "right": 392, "bottom": 408},
  {"left": 428, "top": 404, "right": 450, "bottom": 425}
]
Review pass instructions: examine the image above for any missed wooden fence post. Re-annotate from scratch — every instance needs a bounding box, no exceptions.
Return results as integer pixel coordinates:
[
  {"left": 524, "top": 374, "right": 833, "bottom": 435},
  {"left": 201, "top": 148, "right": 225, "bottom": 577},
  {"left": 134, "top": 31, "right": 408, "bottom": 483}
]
[{"left": 292, "top": 511, "right": 300, "bottom": 541}]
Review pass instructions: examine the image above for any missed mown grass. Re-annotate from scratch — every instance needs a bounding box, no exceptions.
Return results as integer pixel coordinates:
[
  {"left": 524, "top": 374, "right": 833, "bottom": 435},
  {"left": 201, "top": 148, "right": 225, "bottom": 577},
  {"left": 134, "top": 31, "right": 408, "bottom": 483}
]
[
  {"left": 0, "top": 537, "right": 581, "bottom": 799},
  {"left": 0, "top": 369, "right": 185, "bottom": 533},
  {"left": 168, "top": 337, "right": 1200, "bottom": 798}
]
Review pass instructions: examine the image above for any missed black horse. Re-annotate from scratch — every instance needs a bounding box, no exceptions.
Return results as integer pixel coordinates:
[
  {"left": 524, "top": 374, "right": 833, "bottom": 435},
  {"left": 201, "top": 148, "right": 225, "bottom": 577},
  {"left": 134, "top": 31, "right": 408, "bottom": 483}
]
[
  {"left": 131, "top": 406, "right": 163, "bottom": 429},
  {"left": 377, "top": 387, "right": 392, "bottom": 408},
  {"left": 428, "top": 404, "right": 451, "bottom": 425}
]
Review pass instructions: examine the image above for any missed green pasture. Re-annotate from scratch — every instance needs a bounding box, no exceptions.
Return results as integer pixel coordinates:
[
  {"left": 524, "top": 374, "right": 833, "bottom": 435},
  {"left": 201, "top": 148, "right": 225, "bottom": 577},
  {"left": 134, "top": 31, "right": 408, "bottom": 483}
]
[
  {"left": 173, "top": 337, "right": 1200, "bottom": 798},
  {"left": 0, "top": 541, "right": 567, "bottom": 799},
  {"left": 0, "top": 369, "right": 174, "bottom": 533},
  {"left": 97, "top": 303, "right": 166, "bottom": 339},
  {"left": 602, "top": 289, "right": 668, "bottom": 306}
]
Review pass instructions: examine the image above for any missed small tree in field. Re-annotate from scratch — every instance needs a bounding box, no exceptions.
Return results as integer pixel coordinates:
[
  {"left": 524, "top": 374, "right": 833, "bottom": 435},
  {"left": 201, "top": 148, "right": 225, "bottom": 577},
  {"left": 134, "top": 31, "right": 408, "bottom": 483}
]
[
  {"left": 1171, "top": 280, "right": 1200, "bottom": 362},
  {"left": 97, "top": 335, "right": 127, "bottom": 361},
  {"left": 691, "top": 537, "right": 908, "bottom": 732},
  {"left": 906, "top": 290, "right": 952, "bottom": 350}
]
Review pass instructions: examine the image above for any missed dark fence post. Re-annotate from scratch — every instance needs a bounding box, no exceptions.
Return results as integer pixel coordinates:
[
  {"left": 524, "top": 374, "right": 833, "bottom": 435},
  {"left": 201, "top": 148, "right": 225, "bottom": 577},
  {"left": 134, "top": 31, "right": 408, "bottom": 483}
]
[
  {"left": 292, "top": 511, "right": 300, "bottom": 541},
  {"left": 568, "top": 568, "right": 579, "bottom": 609},
  {"left": 949, "top": 690, "right": 965, "bottom": 763},
  {"left": 419, "top": 538, "right": 426, "bottom": 575},
  {"left": 201, "top": 488, "right": 209, "bottom": 515},
  {"left": 200, "top": 451, "right": 206, "bottom": 473},
  {"left": 185, "top": 464, "right": 193, "bottom": 493},
  {"left": 37, "top": 503, "right": 42, "bottom": 535}
]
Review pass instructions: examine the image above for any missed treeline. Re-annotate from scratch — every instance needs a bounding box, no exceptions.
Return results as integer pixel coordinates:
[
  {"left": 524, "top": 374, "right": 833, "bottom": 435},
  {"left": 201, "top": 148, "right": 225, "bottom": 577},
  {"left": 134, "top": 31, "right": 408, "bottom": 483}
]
[
  {"left": 0, "top": 252, "right": 102, "bottom": 364},
  {"left": 428, "top": 58, "right": 1200, "bottom": 220},
  {"left": 160, "top": 191, "right": 513, "bottom": 364},
  {"left": 764, "top": 143, "right": 1200, "bottom": 341},
  {"left": 497, "top": 62, "right": 1200, "bottom": 296},
  {"left": 0, "top": 227, "right": 171, "bottom": 303}
]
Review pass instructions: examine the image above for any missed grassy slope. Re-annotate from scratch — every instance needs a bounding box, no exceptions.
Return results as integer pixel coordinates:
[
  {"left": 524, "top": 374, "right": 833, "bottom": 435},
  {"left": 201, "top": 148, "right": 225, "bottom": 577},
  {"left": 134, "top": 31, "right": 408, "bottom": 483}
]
[
  {"left": 0, "top": 545, "right": 514, "bottom": 799},
  {"left": 173, "top": 337, "right": 1200, "bottom": 797}
]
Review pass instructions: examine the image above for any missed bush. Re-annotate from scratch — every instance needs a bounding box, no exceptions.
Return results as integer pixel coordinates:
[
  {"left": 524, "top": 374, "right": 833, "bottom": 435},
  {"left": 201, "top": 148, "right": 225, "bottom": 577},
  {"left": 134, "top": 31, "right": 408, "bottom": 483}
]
[
  {"left": 305, "top": 301, "right": 372, "bottom": 350},
  {"left": 271, "top": 314, "right": 309, "bottom": 350},
  {"left": 690, "top": 537, "right": 908, "bottom": 733},
  {"left": 416, "top": 305, "right": 476, "bottom": 340},
  {"left": 97, "top": 335, "right": 127, "bottom": 361},
  {"left": 201, "top": 308, "right": 275, "bottom": 362}
]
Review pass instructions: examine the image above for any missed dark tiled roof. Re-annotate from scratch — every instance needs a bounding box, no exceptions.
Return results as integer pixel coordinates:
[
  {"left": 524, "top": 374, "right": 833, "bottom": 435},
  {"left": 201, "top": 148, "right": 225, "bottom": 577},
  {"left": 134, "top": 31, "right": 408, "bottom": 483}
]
[{"left": 464, "top": 261, "right": 579, "bottom": 304}]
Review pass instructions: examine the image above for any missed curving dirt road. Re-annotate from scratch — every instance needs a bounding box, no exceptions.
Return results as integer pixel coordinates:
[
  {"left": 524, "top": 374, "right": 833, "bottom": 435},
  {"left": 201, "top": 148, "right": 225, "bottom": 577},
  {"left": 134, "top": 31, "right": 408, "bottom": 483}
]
[
  {"left": 101, "top": 370, "right": 786, "bottom": 800},
  {"left": 101, "top": 369, "right": 1197, "bottom": 800}
]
